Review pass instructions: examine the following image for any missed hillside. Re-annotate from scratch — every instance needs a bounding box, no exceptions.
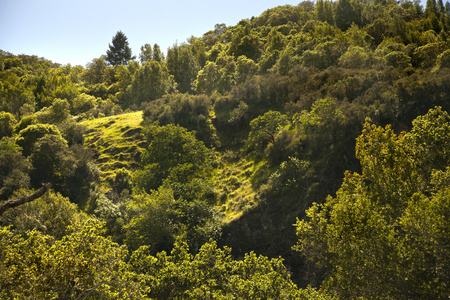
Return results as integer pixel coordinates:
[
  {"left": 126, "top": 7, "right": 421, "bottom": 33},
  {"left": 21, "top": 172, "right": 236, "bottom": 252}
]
[
  {"left": 1, "top": 0, "right": 450, "bottom": 298},
  {"left": 81, "top": 110, "right": 258, "bottom": 223},
  {"left": 80, "top": 111, "right": 145, "bottom": 188}
]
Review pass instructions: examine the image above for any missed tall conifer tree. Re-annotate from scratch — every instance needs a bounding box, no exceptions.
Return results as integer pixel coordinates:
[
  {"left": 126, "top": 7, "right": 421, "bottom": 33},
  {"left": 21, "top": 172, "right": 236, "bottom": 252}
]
[{"left": 106, "top": 31, "right": 135, "bottom": 66}]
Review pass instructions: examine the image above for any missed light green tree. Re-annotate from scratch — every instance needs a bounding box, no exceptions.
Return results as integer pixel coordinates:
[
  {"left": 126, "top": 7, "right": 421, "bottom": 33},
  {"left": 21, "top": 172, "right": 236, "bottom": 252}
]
[
  {"left": 294, "top": 107, "right": 450, "bottom": 299},
  {"left": 0, "top": 220, "right": 146, "bottom": 299},
  {"left": 194, "top": 61, "right": 220, "bottom": 94},
  {"left": 125, "top": 60, "right": 174, "bottom": 106},
  {"left": 129, "top": 239, "right": 326, "bottom": 299},
  {"left": 166, "top": 44, "right": 200, "bottom": 93},
  {"left": 139, "top": 43, "right": 153, "bottom": 65},
  {"left": 247, "top": 110, "right": 289, "bottom": 154},
  {"left": 0, "top": 138, "right": 31, "bottom": 199},
  {"left": 0, "top": 112, "right": 16, "bottom": 139},
  {"left": 133, "top": 124, "right": 215, "bottom": 192}
]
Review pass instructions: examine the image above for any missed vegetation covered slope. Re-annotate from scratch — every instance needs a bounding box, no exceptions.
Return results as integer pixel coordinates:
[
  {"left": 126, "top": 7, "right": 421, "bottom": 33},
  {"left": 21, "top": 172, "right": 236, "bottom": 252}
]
[
  {"left": 80, "top": 111, "right": 145, "bottom": 188},
  {"left": 1, "top": 0, "right": 450, "bottom": 298}
]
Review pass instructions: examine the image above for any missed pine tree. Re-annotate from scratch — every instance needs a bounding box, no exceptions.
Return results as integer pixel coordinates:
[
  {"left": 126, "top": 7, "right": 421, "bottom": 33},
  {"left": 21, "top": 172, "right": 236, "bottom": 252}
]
[{"left": 106, "top": 31, "right": 135, "bottom": 66}]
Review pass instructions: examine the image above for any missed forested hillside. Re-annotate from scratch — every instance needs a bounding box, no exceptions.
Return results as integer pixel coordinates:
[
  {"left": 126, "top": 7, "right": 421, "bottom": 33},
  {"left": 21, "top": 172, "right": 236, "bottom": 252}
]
[{"left": 1, "top": 0, "right": 449, "bottom": 298}]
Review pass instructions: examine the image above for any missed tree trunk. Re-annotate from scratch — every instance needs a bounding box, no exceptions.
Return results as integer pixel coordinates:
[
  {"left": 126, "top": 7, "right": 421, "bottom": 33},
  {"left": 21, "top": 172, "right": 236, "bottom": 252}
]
[{"left": 0, "top": 183, "right": 51, "bottom": 216}]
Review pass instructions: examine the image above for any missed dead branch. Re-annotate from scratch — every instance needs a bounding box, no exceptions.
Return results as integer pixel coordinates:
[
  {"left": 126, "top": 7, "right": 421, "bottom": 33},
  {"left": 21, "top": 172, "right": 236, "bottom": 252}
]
[{"left": 0, "top": 183, "right": 52, "bottom": 216}]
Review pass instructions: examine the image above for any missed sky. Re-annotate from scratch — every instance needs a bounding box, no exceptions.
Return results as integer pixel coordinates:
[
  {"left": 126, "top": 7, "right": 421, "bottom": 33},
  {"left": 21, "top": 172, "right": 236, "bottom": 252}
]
[{"left": 0, "top": 0, "right": 304, "bottom": 67}]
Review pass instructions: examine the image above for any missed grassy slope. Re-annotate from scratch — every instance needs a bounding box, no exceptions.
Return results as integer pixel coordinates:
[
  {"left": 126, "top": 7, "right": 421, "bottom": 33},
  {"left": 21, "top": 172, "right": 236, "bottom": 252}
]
[
  {"left": 80, "top": 111, "right": 146, "bottom": 189},
  {"left": 215, "top": 157, "right": 258, "bottom": 223},
  {"left": 80, "top": 111, "right": 260, "bottom": 222}
]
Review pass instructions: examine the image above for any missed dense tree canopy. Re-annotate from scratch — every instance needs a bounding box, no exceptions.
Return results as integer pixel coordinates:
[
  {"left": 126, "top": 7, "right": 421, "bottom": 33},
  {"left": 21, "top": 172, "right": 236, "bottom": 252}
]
[
  {"left": 294, "top": 107, "right": 450, "bottom": 299},
  {"left": 1, "top": 0, "right": 450, "bottom": 298}
]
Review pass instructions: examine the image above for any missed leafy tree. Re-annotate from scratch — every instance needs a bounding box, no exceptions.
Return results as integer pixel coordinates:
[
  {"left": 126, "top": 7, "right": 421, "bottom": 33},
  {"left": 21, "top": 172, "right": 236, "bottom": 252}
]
[
  {"left": 0, "top": 220, "right": 146, "bottom": 299},
  {"left": 13, "top": 114, "right": 37, "bottom": 134},
  {"left": 338, "top": 46, "right": 372, "bottom": 69},
  {"left": 142, "top": 93, "right": 216, "bottom": 146},
  {"left": 425, "top": 0, "right": 438, "bottom": 17},
  {"left": 125, "top": 187, "right": 179, "bottom": 252},
  {"left": 129, "top": 239, "right": 323, "bottom": 299},
  {"left": 70, "top": 93, "right": 97, "bottom": 115},
  {"left": 294, "top": 107, "right": 450, "bottom": 299},
  {"left": 124, "top": 60, "right": 174, "bottom": 107},
  {"left": 194, "top": 61, "right": 220, "bottom": 94},
  {"left": 189, "top": 37, "right": 207, "bottom": 67},
  {"left": 0, "top": 138, "right": 31, "bottom": 199},
  {"left": 15, "top": 123, "right": 61, "bottom": 156},
  {"left": 316, "top": 0, "right": 334, "bottom": 24},
  {"left": 134, "top": 124, "right": 215, "bottom": 192},
  {"left": 0, "top": 73, "right": 34, "bottom": 115},
  {"left": 260, "top": 157, "right": 312, "bottom": 198},
  {"left": 29, "top": 134, "right": 77, "bottom": 189},
  {"left": 215, "top": 52, "right": 237, "bottom": 93},
  {"left": 38, "top": 98, "right": 71, "bottom": 124},
  {"left": 228, "top": 25, "right": 263, "bottom": 61},
  {"left": 125, "top": 187, "right": 221, "bottom": 253},
  {"left": 166, "top": 44, "right": 200, "bottom": 93},
  {"left": 247, "top": 110, "right": 289, "bottom": 155},
  {"left": 295, "top": 98, "right": 345, "bottom": 156},
  {"left": 106, "top": 31, "right": 135, "bottom": 66},
  {"left": 433, "top": 48, "right": 450, "bottom": 71},
  {"left": 235, "top": 55, "right": 258, "bottom": 83},
  {"left": 0, "top": 111, "right": 16, "bottom": 139},
  {"left": 0, "top": 190, "right": 87, "bottom": 239},
  {"left": 59, "top": 121, "right": 85, "bottom": 147},
  {"left": 139, "top": 43, "right": 153, "bottom": 65},
  {"left": 83, "top": 57, "right": 107, "bottom": 84},
  {"left": 152, "top": 43, "right": 164, "bottom": 62},
  {"left": 113, "top": 168, "right": 133, "bottom": 195}
]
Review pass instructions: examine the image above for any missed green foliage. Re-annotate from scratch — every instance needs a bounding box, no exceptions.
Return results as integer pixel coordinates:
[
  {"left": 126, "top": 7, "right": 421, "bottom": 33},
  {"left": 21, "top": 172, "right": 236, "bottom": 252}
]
[
  {"left": 106, "top": 31, "right": 135, "bottom": 66},
  {"left": 139, "top": 43, "right": 153, "bottom": 65},
  {"left": 235, "top": 55, "right": 258, "bottom": 83},
  {"left": 404, "top": 106, "right": 450, "bottom": 178},
  {"left": 113, "top": 168, "right": 133, "bottom": 195},
  {"left": 247, "top": 110, "right": 289, "bottom": 155},
  {"left": 129, "top": 239, "right": 320, "bottom": 299},
  {"left": 295, "top": 98, "right": 346, "bottom": 157},
  {"left": 36, "top": 98, "right": 71, "bottom": 124},
  {"left": 134, "top": 124, "right": 215, "bottom": 192},
  {"left": 433, "top": 48, "right": 450, "bottom": 71},
  {"left": 13, "top": 114, "right": 37, "bottom": 134},
  {"left": 0, "top": 219, "right": 146, "bottom": 299},
  {"left": 338, "top": 46, "right": 372, "bottom": 69},
  {"left": 123, "top": 60, "right": 174, "bottom": 107},
  {"left": 142, "top": 93, "right": 216, "bottom": 146},
  {"left": 30, "top": 134, "right": 76, "bottom": 186},
  {"left": 0, "top": 73, "right": 34, "bottom": 115},
  {"left": 0, "top": 138, "right": 31, "bottom": 199},
  {"left": 194, "top": 61, "right": 220, "bottom": 94},
  {"left": 83, "top": 58, "right": 107, "bottom": 84},
  {"left": 261, "top": 157, "right": 312, "bottom": 199},
  {"left": 15, "top": 123, "right": 61, "bottom": 156},
  {"left": 229, "top": 29, "right": 263, "bottom": 61},
  {"left": 294, "top": 108, "right": 450, "bottom": 299},
  {"left": 0, "top": 111, "right": 16, "bottom": 139},
  {"left": 2, "top": 1, "right": 450, "bottom": 295},
  {"left": 0, "top": 190, "right": 87, "bottom": 239},
  {"left": 125, "top": 187, "right": 221, "bottom": 253},
  {"left": 166, "top": 44, "right": 200, "bottom": 93}
]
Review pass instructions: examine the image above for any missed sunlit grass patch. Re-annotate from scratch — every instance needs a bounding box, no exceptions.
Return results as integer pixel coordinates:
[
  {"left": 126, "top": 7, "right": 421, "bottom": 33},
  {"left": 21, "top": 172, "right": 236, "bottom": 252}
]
[{"left": 80, "top": 111, "right": 145, "bottom": 189}]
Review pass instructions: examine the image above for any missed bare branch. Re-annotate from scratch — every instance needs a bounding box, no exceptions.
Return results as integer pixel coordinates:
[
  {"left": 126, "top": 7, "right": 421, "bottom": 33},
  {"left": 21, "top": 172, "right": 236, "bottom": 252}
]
[{"left": 0, "top": 183, "right": 52, "bottom": 216}]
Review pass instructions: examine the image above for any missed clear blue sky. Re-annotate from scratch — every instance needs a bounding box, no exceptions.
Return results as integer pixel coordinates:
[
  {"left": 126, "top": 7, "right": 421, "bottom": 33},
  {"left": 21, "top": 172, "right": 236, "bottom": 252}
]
[{"left": 0, "top": 0, "right": 304, "bottom": 67}]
